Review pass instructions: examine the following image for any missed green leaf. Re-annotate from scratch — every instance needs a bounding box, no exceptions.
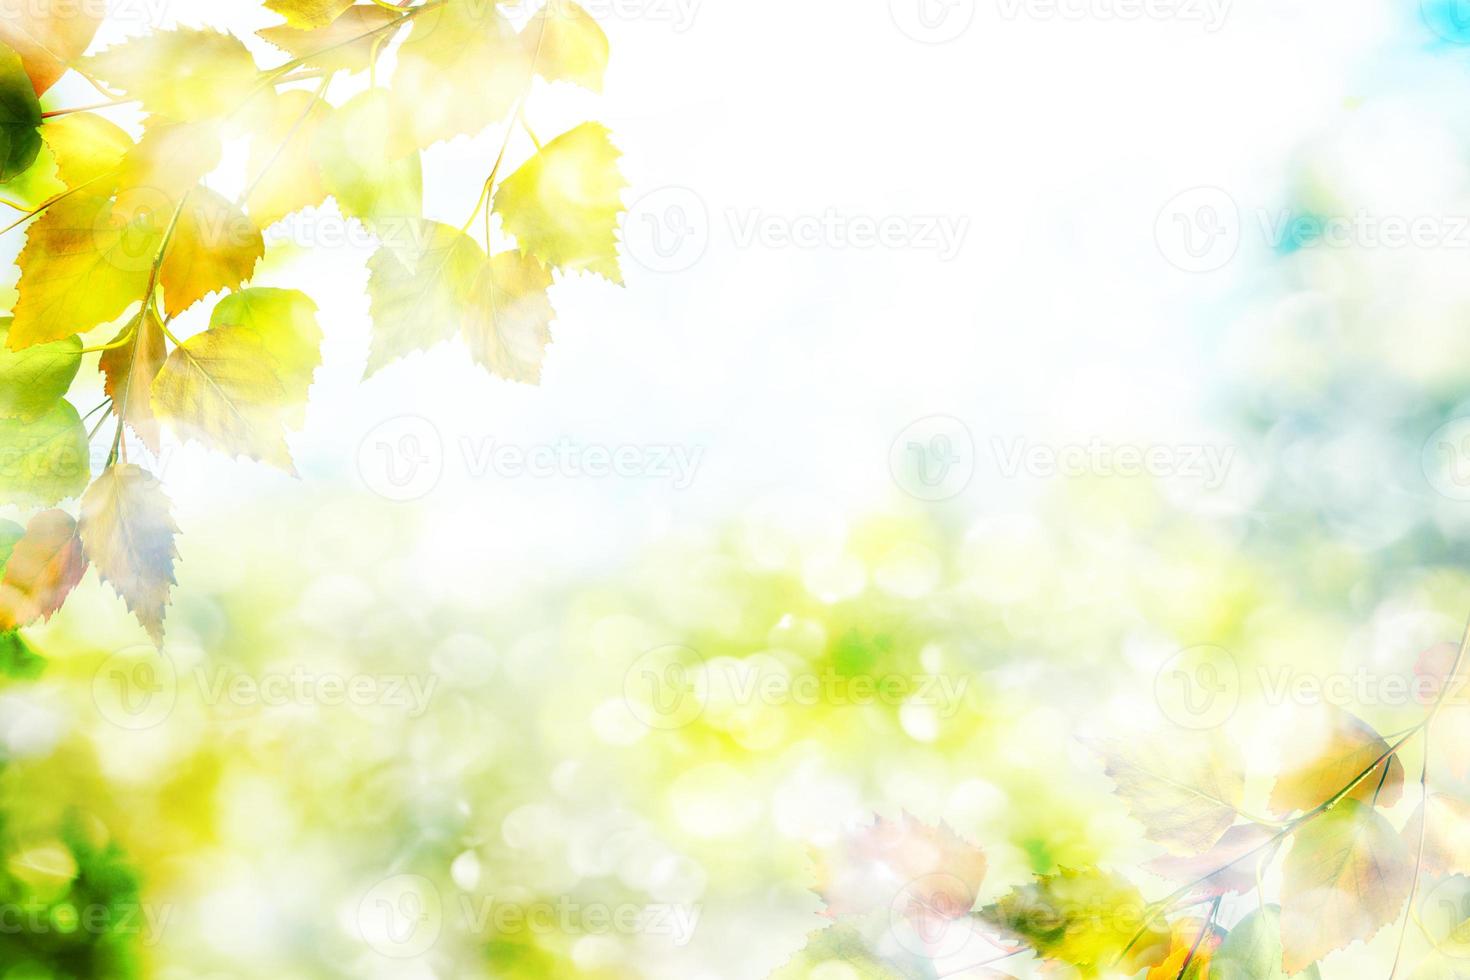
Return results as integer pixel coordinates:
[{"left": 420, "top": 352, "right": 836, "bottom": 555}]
[
  {"left": 210, "top": 287, "right": 322, "bottom": 426},
  {"left": 0, "top": 41, "right": 42, "bottom": 182},
  {"left": 0, "top": 629, "right": 43, "bottom": 679},
  {"left": 364, "top": 220, "right": 484, "bottom": 376},
  {"left": 493, "top": 122, "right": 626, "bottom": 283},
  {"left": 0, "top": 318, "right": 81, "bottom": 421},
  {"left": 1212, "top": 906, "right": 1322, "bottom": 980},
  {"left": 314, "top": 89, "right": 422, "bottom": 232},
  {"left": 0, "top": 399, "right": 89, "bottom": 506},
  {"left": 1279, "top": 799, "right": 1413, "bottom": 973}
]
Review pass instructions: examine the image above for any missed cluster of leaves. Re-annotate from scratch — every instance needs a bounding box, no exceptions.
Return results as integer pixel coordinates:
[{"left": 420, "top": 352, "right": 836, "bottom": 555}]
[
  {"left": 0, "top": 0, "right": 625, "bottom": 646},
  {"left": 783, "top": 639, "right": 1470, "bottom": 979}
]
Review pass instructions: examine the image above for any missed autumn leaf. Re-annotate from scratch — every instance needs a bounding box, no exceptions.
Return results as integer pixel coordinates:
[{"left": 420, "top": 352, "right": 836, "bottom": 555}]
[
  {"left": 493, "top": 122, "right": 626, "bottom": 283},
  {"left": 150, "top": 325, "right": 297, "bottom": 471},
  {"left": 1402, "top": 795, "right": 1470, "bottom": 878},
  {"left": 0, "top": 509, "right": 86, "bottom": 629},
  {"left": 813, "top": 812, "right": 989, "bottom": 920},
  {"left": 1145, "top": 823, "right": 1277, "bottom": 901},
  {"left": 1279, "top": 799, "right": 1413, "bottom": 973},
  {"left": 258, "top": 6, "right": 399, "bottom": 75},
  {"left": 39, "top": 111, "right": 132, "bottom": 187},
  {"left": 243, "top": 88, "right": 331, "bottom": 228},
  {"left": 0, "top": 0, "right": 104, "bottom": 96},
  {"left": 0, "top": 318, "right": 80, "bottom": 422},
  {"left": 0, "top": 400, "right": 89, "bottom": 506},
  {"left": 79, "top": 464, "right": 178, "bottom": 646},
  {"left": 314, "top": 89, "right": 422, "bottom": 232},
  {"left": 1212, "top": 906, "right": 1322, "bottom": 980},
  {"left": 1087, "top": 728, "right": 1246, "bottom": 855},
  {"left": 463, "top": 251, "right": 556, "bottom": 384},
  {"left": 210, "top": 287, "right": 322, "bottom": 426},
  {"left": 0, "top": 519, "right": 21, "bottom": 570},
  {"left": 364, "top": 220, "right": 485, "bottom": 376},
  {"left": 525, "top": 0, "right": 609, "bottom": 92},
  {"left": 85, "top": 29, "right": 260, "bottom": 122},
  {"left": 980, "top": 867, "right": 1169, "bottom": 977},
  {"left": 388, "top": 2, "right": 526, "bottom": 152},
  {"left": 768, "top": 923, "right": 911, "bottom": 980},
  {"left": 159, "top": 187, "right": 264, "bottom": 316},
  {"left": 1415, "top": 642, "right": 1470, "bottom": 780},
  {"left": 112, "top": 120, "right": 222, "bottom": 221},
  {"left": 1269, "top": 706, "right": 1405, "bottom": 815},
  {"left": 1144, "top": 916, "right": 1223, "bottom": 980},
  {"left": 98, "top": 308, "right": 168, "bottom": 453},
  {"left": 11, "top": 189, "right": 162, "bottom": 349},
  {"left": 0, "top": 41, "right": 42, "bottom": 182},
  {"left": 264, "top": 0, "right": 357, "bottom": 29}
]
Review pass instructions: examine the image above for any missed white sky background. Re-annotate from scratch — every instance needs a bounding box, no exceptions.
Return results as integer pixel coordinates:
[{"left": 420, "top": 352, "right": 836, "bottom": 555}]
[{"left": 44, "top": 0, "right": 1422, "bottom": 583}]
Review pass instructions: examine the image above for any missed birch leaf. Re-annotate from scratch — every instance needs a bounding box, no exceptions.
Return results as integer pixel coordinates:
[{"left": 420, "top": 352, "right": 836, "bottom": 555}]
[
  {"left": 1145, "top": 823, "right": 1276, "bottom": 901},
  {"left": 159, "top": 187, "right": 264, "bottom": 316},
  {"left": 0, "top": 509, "right": 85, "bottom": 629},
  {"left": 314, "top": 89, "right": 421, "bottom": 232},
  {"left": 0, "top": 400, "right": 89, "bottom": 506},
  {"left": 79, "top": 464, "right": 178, "bottom": 646},
  {"left": 210, "top": 287, "right": 321, "bottom": 426},
  {"left": 462, "top": 251, "right": 555, "bottom": 384},
  {"left": 257, "top": 6, "right": 398, "bottom": 74},
  {"left": 98, "top": 308, "right": 168, "bottom": 453},
  {"left": 112, "top": 120, "right": 222, "bottom": 221},
  {"left": 1402, "top": 795, "right": 1470, "bottom": 878},
  {"left": 0, "top": 0, "right": 104, "bottom": 96},
  {"left": 0, "top": 41, "right": 42, "bottom": 182},
  {"left": 41, "top": 111, "right": 133, "bottom": 186},
  {"left": 1087, "top": 729, "right": 1245, "bottom": 856},
  {"left": 812, "top": 812, "right": 988, "bottom": 920},
  {"left": 493, "top": 122, "right": 625, "bottom": 283},
  {"left": 1279, "top": 799, "right": 1413, "bottom": 974},
  {"left": 364, "top": 220, "right": 484, "bottom": 376},
  {"left": 264, "top": 0, "right": 357, "bottom": 29},
  {"left": 151, "top": 325, "right": 296, "bottom": 471},
  {"left": 85, "top": 29, "right": 260, "bottom": 121},
  {"left": 1212, "top": 906, "right": 1322, "bottom": 980},
  {"left": 243, "top": 88, "right": 331, "bottom": 228},
  {"left": 525, "top": 0, "right": 609, "bottom": 92},
  {"left": 1269, "top": 707, "right": 1404, "bottom": 814},
  {"left": 0, "top": 319, "right": 81, "bottom": 421}
]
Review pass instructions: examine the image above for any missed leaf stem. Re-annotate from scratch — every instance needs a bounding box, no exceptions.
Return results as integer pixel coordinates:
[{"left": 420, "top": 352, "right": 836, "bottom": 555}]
[
  {"left": 40, "top": 97, "right": 138, "bottom": 118},
  {"left": 0, "top": 171, "right": 113, "bottom": 235}
]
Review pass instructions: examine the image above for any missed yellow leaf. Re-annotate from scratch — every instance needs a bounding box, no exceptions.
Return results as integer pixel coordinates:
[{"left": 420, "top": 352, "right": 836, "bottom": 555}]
[
  {"left": 264, "top": 0, "right": 357, "bottom": 29},
  {"left": 1279, "top": 799, "right": 1413, "bottom": 973},
  {"left": 1144, "top": 917, "right": 1223, "bottom": 980},
  {"left": 388, "top": 2, "right": 526, "bottom": 152},
  {"left": 0, "top": 0, "right": 104, "bottom": 96},
  {"left": 525, "top": 0, "right": 609, "bottom": 92},
  {"left": 11, "top": 189, "right": 161, "bottom": 349},
  {"left": 1402, "top": 794, "right": 1470, "bottom": 878},
  {"left": 0, "top": 400, "right": 89, "bottom": 507},
  {"left": 313, "top": 89, "right": 421, "bottom": 232},
  {"left": 1088, "top": 729, "right": 1245, "bottom": 856},
  {"left": 0, "top": 509, "right": 85, "bottom": 629},
  {"left": 40, "top": 111, "right": 133, "bottom": 187},
  {"left": 98, "top": 308, "right": 168, "bottom": 454},
  {"left": 210, "top": 288, "right": 321, "bottom": 426},
  {"left": 85, "top": 29, "right": 260, "bottom": 121},
  {"left": 1270, "top": 707, "right": 1405, "bottom": 815},
  {"left": 112, "top": 120, "right": 222, "bottom": 222},
  {"left": 462, "top": 251, "right": 556, "bottom": 384},
  {"left": 258, "top": 6, "right": 399, "bottom": 74},
  {"left": 79, "top": 463, "right": 178, "bottom": 646},
  {"left": 365, "top": 220, "right": 484, "bottom": 376},
  {"left": 0, "top": 318, "right": 81, "bottom": 422},
  {"left": 150, "top": 324, "right": 296, "bottom": 471},
  {"left": 243, "top": 89, "right": 331, "bottom": 228},
  {"left": 493, "top": 122, "right": 626, "bottom": 283},
  {"left": 159, "top": 187, "right": 264, "bottom": 317}
]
